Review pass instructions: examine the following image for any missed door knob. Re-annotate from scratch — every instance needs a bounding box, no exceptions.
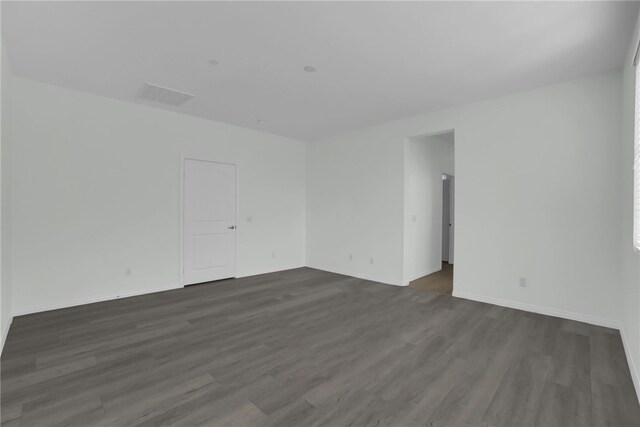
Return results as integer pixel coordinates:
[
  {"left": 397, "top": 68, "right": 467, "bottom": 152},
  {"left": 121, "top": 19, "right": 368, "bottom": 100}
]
[{"left": 228, "top": 225, "right": 236, "bottom": 230}]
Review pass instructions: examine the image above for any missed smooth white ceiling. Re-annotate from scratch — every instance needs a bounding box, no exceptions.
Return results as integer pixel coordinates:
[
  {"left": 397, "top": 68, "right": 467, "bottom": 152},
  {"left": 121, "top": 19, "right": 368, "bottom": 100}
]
[{"left": 2, "top": 1, "right": 638, "bottom": 141}]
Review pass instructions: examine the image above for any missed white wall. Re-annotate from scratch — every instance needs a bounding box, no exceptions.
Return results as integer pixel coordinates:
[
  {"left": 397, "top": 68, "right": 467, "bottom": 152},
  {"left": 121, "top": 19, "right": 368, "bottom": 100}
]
[
  {"left": 307, "top": 71, "right": 623, "bottom": 327},
  {"left": 306, "top": 131, "right": 405, "bottom": 284},
  {"left": 1, "top": 36, "right": 13, "bottom": 350},
  {"left": 10, "top": 77, "right": 306, "bottom": 315},
  {"left": 403, "top": 134, "right": 454, "bottom": 283},
  {"left": 620, "top": 10, "right": 640, "bottom": 401}
]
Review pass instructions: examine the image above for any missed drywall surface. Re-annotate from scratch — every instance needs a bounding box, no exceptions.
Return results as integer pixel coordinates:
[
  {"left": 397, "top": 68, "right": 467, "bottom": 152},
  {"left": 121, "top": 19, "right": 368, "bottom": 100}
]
[
  {"left": 11, "top": 77, "right": 306, "bottom": 314},
  {"left": 620, "top": 11, "right": 640, "bottom": 401},
  {"left": 403, "top": 134, "right": 454, "bottom": 283},
  {"left": 308, "top": 71, "right": 623, "bottom": 326},
  {"left": 307, "top": 129, "right": 405, "bottom": 284},
  {"left": 1, "top": 37, "right": 13, "bottom": 350}
]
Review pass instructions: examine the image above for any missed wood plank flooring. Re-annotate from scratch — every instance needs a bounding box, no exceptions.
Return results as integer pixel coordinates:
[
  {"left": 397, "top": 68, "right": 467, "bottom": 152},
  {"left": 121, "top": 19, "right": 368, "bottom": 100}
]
[
  {"left": 1, "top": 267, "right": 639, "bottom": 426},
  {"left": 409, "top": 262, "right": 453, "bottom": 295}
]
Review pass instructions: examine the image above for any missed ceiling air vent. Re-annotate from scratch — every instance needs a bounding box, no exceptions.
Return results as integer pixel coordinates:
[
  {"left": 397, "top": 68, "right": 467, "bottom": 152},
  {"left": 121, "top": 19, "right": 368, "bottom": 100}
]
[{"left": 137, "top": 83, "right": 195, "bottom": 107}]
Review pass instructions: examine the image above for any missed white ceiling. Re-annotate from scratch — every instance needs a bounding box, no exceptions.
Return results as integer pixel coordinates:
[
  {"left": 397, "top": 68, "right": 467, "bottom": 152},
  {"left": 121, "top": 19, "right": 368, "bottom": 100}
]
[{"left": 2, "top": 1, "right": 638, "bottom": 141}]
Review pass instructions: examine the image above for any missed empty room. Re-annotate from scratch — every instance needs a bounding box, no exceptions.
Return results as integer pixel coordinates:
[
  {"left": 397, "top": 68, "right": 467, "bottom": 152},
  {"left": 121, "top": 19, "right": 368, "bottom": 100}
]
[{"left": 1, "top": 1, "right": 640, "bottom": 426}]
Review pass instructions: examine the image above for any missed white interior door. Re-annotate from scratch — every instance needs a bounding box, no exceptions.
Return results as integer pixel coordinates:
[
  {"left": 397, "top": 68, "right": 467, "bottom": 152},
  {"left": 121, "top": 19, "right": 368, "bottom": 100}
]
[
  {"left": 448, "top": 176, "right": 455, "bottom": 264},
  {"left": 183, "top": 159, "right": 236, "bottom": 285}
]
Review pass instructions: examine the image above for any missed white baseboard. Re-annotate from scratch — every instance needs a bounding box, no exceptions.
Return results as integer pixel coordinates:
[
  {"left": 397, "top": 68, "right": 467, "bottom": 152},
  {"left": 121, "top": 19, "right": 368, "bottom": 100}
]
[
  {"left": 13, "top": 265, "right": 308, "bottom": 317},
  {"left": 1, "top": 314, "right": 13, "bottom": 354},
  {"left": 13, "top": 264, "right": 308, "bottom": 317},
  {"left": 620, "top": 327, "right": 640, "bottom": 405},
  {"left": 14, "top": 283, "right": 182, "bottom": 317},
  {"left": 402, "top": 265, "right": 443, "bottom": 286},
  {"left": 452, "top": 290, "right": 620, "bottom": 329},
  {"left": 236, "top": 264, "right": 307, "bottom": 279},
  {"left": 306, "top": 264, "right": 403, "bottom": 286}
]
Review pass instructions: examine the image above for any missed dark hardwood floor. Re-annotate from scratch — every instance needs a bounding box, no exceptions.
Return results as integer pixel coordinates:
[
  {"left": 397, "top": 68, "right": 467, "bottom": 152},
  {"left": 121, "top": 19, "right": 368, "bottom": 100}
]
[
  {"left": 1, "top": 267, "right": 639, "bottom": 426},
  {"left": 409, "top": 262, "right": 453, "bottom": 295}
]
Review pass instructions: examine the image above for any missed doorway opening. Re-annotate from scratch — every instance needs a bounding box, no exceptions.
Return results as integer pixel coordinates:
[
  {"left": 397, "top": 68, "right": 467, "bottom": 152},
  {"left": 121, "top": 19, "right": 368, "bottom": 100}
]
[
  {"left": 442, "top": 173, "right": 454, "bottom": 265},
  {"left": 403, "top": 130, "right": 455, "bottom": 295}
]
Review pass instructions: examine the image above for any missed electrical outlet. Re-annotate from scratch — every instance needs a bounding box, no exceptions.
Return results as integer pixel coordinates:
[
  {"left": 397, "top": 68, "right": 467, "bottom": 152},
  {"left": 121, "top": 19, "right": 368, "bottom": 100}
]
[
  {"left": 125, "top": 268, "right": 132, "bottom": 277},
  {"left": 519, "top": 277, "right": 527, "bottom": 288}
]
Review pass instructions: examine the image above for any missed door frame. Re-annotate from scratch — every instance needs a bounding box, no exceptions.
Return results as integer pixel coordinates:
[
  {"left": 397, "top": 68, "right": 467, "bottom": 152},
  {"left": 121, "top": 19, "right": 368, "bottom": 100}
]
[
  {"left": 179, "top": 154, "right": 239, "bottom": 287},
  {"left": 447, "top": 174, "right": 455, "bottom": 264},
  {"left": 402, "top": 129, "right": 455, "bottom": 286},
  {"left": 441, "top": 173, "right": 453, "bottom": 263}
]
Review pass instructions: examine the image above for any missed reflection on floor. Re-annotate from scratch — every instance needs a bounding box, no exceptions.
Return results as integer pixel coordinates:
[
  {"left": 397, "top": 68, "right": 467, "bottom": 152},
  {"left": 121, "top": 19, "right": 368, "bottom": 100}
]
[{"left": 409, "top": 262, "right": 453, "bottom": 295}]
